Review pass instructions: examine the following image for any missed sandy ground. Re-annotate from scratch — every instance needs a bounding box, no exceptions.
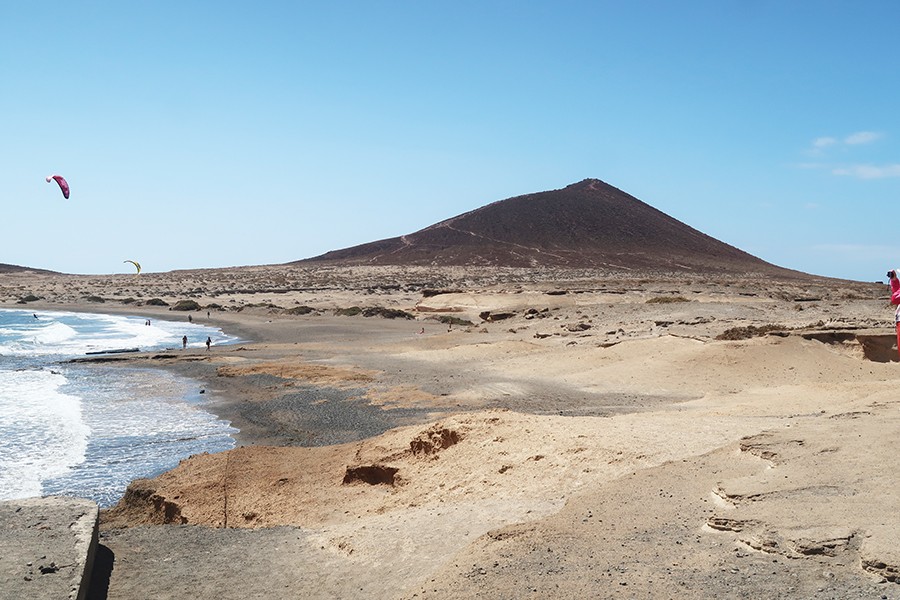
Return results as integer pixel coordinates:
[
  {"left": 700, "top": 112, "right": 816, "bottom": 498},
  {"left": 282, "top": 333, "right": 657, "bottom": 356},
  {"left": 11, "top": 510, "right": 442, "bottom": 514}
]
[{"left": 2, "top": 265, "right": 899, "bottom": 599}]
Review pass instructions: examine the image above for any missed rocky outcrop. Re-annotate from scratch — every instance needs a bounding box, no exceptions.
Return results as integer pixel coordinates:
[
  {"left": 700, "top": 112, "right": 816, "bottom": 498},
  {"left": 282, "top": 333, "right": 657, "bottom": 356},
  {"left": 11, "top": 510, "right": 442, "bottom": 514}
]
[
  {"left": 104, "top": 479, "right": 188, "bottom": 526},
  {"left": 709, "top": 410, "right": 900, "bottom": 582},
  {"left": 410, "top": 426, "right": 462, "bottom": 456}
]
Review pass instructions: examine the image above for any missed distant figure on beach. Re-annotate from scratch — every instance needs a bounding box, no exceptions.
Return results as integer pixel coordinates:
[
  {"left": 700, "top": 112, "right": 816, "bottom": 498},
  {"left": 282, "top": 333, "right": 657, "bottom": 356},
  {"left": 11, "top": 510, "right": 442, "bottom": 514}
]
[
  {"left": 146, "top": 319, "right": 151, "bottom": 326},
  {"left": 188, "top": 315, "right": 192, "bottom": 323},
  {"left": 206, "top": 336, "right": 211, "bottom": 351},
  {"left": 207, "top": 311, "right": 210, "bottom": 319},
  {"left": 419, "top": 327, "right": 425, "bottom": 334},
  {"left": 182, "top": 335, "right": 187, "bottom": 350}
]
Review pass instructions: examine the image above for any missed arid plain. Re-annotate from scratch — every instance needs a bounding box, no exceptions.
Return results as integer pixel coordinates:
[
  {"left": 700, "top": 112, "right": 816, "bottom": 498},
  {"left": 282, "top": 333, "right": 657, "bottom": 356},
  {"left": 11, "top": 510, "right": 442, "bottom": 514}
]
[{"left": 2, "top": 263, "right": 899, "bottom": 599}]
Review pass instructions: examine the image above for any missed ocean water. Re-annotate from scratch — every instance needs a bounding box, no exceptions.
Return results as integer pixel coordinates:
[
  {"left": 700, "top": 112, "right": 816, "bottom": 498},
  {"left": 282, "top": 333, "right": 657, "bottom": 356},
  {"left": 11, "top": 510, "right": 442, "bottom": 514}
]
[{"left": 0, "top": 308, "right": 239, "bottom": 507}]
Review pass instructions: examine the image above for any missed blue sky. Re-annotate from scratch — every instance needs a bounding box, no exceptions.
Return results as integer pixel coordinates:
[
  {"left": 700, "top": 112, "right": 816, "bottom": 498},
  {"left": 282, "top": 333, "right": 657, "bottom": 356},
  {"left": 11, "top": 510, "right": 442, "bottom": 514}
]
[{"left": 2, "top": 1, "right": 899, "bottom": 281}]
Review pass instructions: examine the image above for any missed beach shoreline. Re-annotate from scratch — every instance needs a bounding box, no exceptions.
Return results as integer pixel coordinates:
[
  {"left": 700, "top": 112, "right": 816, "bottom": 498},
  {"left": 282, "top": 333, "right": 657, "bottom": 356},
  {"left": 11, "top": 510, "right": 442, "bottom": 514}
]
[
  {"left": 49, "top": 303, "right": 459, "bottom": 448},
  {"left": 0, "top": 306, "right": 243, "bottom": 507},
  {"left": 15, "top": 301, "right": 306, "bottom": 443},
  {"left": 3, "top": 267, "right": 900, "bottom": 598}
]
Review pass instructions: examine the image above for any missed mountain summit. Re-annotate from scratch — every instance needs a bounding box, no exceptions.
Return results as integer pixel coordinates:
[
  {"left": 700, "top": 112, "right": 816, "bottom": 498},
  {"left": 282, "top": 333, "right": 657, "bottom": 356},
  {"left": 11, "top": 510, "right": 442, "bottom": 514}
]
[{"left": 299, "top": 179, "right": 796, "bottom": 275}]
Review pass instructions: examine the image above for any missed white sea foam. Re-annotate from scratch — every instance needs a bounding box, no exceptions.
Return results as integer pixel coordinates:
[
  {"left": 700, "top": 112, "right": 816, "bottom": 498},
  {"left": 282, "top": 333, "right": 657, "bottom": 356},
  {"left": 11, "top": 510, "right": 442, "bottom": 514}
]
[
  {"left": 0, "top": 369, "right": 89, "bottom": 500},
  {"left": 0, "top": 308, "right": 238, "bottom": 506},
  {"left": 32, "top": 321, "right": 78, "bottom": 345},
  {"left": 0, "top": 309, "right": 236, "bottom": 356},
  {"left": 40, "top": 367, "right": 236, "bottom": 505}
]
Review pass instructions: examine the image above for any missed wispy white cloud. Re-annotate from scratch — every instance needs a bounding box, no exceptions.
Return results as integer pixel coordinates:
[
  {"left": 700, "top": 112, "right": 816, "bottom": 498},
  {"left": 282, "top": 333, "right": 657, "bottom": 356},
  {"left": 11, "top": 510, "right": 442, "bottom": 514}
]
[
  {"left": 803, "top": 131, "right": 891, "bottom": 176},
  {"left": 806, "top": 131, "right": 884, "bottom": 156},
  {"left": 832, "top": 164, "right": 900, "bottom": 179},
  {"left": 844, "top": 131, "right": 883, "bottom": 145}
]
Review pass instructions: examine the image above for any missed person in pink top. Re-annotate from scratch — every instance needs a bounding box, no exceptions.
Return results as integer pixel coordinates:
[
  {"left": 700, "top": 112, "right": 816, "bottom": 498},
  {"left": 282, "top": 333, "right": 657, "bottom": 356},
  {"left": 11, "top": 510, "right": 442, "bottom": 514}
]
[
  {"left": 890, "top": 268, "right": 900, "bottom": 359},
  {"left": 890, "top": 268, "right": 900, "bottom": 313}
]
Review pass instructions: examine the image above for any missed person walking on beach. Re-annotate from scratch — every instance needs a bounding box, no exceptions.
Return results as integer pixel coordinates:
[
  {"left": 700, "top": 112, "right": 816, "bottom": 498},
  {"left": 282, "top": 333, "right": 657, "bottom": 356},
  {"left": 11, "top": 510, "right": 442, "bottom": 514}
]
[
  {"left": 182, "top": 335, "right": 188, "bottom": 350},
  {"left": 206, "top": 336, "right": 211, "bottom": 351},
  {"left": 188, "top": 314, "right": 192, "bottom": 323}
]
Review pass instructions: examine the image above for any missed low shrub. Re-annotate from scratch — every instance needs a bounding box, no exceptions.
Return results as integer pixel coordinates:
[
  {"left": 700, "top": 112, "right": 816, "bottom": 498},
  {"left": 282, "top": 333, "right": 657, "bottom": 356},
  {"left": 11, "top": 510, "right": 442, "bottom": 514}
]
[
  {"left": 170, "top": 300, "right": 201, "bottom": 311},
  {"left": 646, "top": 296, "right": 690, "bottom": 304},
  {"left": 146, "top": 298, "right": 169, "bottom": 306},
  {"left": 362, "top": 307, "right": 416, "bottom": 320},
  {"left": 435, "top": 315, "right": 475, "bottom": 327},
  {"left": 715, "top": 324, "right": 785, "bottom": 340}
]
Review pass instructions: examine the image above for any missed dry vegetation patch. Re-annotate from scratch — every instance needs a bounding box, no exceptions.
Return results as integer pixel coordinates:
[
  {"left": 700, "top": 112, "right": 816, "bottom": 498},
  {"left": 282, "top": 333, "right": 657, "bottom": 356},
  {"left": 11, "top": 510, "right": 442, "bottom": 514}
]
[
  {"left": 646, "top": 296, "right": 690, "bottom": 304},
  {"left": 716, "top": 324, "right": 787, "bottom": 340},
  {"left": 217, "top": 360, "right": 377, "bottom": 386}
]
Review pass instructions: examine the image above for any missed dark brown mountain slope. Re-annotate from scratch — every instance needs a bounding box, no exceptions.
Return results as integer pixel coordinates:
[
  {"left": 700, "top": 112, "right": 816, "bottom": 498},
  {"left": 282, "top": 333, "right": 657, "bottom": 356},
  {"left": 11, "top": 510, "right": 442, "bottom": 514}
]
[
  {"left": 297, "top": 179, "right": 803, "bottom": 276},
  {"left": 0, "top": 263, "right": 56, "bottom": 274}
]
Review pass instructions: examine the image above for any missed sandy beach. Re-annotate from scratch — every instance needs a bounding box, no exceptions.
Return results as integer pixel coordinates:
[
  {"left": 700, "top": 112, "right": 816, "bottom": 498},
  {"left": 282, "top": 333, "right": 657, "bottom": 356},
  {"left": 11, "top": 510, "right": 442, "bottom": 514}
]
[{"left": 3, "top": 265, "right": 899, "bottom": 599}]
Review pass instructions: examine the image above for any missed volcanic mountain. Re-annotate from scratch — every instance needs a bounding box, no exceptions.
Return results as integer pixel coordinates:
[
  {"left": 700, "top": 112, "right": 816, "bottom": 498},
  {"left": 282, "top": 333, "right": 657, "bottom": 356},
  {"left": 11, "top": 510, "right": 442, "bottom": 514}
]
[{"left": 299, "top": 179, "right": 803, "bottom": 277}]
